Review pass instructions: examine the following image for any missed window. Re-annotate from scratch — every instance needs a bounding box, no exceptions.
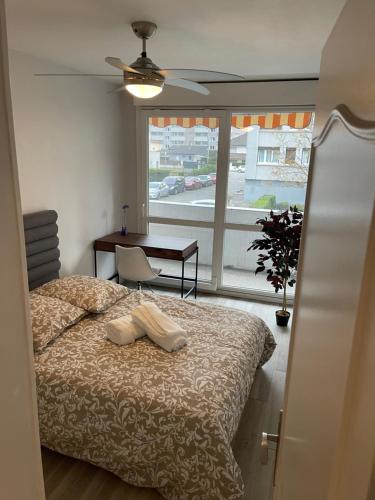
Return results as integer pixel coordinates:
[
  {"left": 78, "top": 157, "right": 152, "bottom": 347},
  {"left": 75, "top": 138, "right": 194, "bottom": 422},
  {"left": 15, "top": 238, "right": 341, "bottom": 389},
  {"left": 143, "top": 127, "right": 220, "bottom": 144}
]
[
  {"left": 149, "top": 223, "right": 214, "bottom": 282},
  {"left": 147, "top": 117, "right": 218, "bottom": 223},
  {"left": 227, "top": 116, "right": 312, "bottom": 219},
  {"left": 222, "top": 230, "right": 275, "bottom": 291},
  {"left": 302, "top": 148, "right": 311, "bottom": 165},
  {"left": 144, "top": 111, "right": 314, "bottom": 296},
  {"left": 257, "top": 147, "right": 280, "bottom": 164},
  {"left": 285, "top": 147, "right": 297, "bottom": 163}
]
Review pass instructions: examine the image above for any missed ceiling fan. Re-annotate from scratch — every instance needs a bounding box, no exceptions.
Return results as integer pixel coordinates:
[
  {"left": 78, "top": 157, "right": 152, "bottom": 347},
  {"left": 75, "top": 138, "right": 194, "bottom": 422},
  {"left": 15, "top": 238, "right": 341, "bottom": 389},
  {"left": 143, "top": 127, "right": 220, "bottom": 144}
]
[{"left": 35, "top": 21, "right": 245, "bottom": 98}]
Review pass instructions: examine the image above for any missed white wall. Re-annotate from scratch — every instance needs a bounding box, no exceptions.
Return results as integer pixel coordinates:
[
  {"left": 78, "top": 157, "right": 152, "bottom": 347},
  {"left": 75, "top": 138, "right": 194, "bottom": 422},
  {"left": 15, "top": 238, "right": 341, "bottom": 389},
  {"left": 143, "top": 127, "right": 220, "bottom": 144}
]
[
  {"left": 9, "top": 50, "right": 127, "bottom": 277},
  {"left": 134, "top": 80, "right": 318, "bottom": 108}
]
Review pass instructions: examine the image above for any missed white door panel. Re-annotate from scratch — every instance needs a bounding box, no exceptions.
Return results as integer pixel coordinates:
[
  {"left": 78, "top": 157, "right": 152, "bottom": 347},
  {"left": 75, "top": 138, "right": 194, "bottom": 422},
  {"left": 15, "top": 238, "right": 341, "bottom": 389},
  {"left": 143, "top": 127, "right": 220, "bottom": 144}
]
[
  {"left": 273, "top": 0, "right": 375, "bottom": 496},
  {"left": 0, "top": 2, "right": 45, "bottom": 498},
  {"left": 275, "top": 107, "right": 375, "bottom": 500}
]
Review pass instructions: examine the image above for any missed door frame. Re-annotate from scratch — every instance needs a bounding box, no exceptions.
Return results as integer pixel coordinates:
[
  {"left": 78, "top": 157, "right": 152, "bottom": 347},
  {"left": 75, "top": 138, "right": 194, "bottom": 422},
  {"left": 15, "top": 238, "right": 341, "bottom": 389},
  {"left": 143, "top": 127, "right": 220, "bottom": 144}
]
[{"left": 0, "top": 2, "right": 46, "bottom": 497}]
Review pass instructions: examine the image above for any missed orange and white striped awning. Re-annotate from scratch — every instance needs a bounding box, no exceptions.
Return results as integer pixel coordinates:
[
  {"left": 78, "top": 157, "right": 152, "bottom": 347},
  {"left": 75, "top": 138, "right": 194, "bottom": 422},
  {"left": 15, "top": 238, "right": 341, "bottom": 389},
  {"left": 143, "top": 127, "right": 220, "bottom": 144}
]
[
  {"left": 149, "top": 116, "right": 219, "bottom": 128},
  {"left": 149, "top": 112, "right": 312, "bottom": 130}
]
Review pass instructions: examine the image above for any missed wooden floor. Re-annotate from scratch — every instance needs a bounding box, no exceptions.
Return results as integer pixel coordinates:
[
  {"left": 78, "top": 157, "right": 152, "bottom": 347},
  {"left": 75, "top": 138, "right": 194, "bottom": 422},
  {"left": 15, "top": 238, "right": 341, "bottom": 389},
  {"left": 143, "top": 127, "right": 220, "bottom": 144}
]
[{"left": 41, "top": 291, "right": 291, "bottom": 500}]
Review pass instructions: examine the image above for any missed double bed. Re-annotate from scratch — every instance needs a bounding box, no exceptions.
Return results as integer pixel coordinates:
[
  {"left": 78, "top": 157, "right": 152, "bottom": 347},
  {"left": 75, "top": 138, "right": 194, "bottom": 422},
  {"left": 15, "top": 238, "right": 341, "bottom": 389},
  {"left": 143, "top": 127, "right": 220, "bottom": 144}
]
[{"left": 26, "top": 210, "right": 276, "bottom": 500}]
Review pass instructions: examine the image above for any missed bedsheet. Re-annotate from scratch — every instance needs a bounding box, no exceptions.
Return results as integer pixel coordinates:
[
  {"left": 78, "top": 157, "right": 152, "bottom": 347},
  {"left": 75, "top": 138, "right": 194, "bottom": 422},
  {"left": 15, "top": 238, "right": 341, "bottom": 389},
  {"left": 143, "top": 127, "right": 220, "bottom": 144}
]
[{"left": 35, "top": 291, "right": 276, "bottom": 499}]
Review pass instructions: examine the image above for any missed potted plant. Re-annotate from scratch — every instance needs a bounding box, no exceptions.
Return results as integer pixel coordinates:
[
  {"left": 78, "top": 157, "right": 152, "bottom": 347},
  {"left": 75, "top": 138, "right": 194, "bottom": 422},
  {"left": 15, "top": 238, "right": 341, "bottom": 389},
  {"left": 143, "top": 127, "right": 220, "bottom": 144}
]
[{"left": 248, "top": 206, "right": 303, "bottom": 327}]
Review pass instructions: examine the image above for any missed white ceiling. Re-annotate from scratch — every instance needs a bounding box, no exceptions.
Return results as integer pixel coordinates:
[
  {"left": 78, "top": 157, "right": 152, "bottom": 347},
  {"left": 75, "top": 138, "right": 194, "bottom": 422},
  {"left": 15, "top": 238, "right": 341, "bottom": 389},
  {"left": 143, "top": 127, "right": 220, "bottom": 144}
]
[{"left": 5, "top": 0, "right": 345, "bottom": 80}]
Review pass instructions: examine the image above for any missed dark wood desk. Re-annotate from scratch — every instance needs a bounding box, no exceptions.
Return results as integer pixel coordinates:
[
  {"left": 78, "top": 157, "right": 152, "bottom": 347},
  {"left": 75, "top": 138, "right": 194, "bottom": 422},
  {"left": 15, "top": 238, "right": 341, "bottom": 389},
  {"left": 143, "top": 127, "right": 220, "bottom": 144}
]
[{"left": 94, "top": 232, "right": 199, "bottom": 298}]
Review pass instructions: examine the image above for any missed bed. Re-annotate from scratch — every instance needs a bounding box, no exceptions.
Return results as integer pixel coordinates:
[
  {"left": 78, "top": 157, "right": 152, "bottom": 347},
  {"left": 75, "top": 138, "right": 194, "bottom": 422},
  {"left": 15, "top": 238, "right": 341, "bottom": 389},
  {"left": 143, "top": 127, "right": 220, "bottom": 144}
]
[{"left": 25, "top": 210, "right": 276, "bottom": 500}]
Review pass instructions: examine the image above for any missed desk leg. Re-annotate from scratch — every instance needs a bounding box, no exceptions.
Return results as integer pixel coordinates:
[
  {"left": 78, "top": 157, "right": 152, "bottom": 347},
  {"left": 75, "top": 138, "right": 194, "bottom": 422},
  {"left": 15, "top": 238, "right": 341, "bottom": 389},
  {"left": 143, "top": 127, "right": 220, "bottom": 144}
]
[
  {"left": 194, "top": 247, "right": 199, "bottom": 299},
  {"left": 94, "top": 250, "right": 97, "bottom": 277},
  {"left": 181, "top": 259, "right": 185, "bottom": 299}
]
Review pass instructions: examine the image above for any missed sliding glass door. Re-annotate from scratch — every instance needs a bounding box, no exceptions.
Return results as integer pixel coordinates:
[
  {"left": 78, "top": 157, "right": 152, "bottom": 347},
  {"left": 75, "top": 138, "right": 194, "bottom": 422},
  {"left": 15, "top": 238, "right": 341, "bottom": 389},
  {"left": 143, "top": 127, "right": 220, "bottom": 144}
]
[
  {"left": 138, "top": 109, "right": 314, "bottom": 297},
  {"left": 138, "top": 111, "right": 225, "bottom": 289},
  {"left": 221, "top": 112, "right": 313, "bottom": 293}
]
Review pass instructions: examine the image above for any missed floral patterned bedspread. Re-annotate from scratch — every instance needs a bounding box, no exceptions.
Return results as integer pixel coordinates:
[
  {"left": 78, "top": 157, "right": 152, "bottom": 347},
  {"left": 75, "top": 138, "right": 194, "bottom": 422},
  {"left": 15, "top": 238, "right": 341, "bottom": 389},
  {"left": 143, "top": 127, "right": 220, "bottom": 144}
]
[{"left": 35, "top": 291, "right": 276, "bottom": 500}]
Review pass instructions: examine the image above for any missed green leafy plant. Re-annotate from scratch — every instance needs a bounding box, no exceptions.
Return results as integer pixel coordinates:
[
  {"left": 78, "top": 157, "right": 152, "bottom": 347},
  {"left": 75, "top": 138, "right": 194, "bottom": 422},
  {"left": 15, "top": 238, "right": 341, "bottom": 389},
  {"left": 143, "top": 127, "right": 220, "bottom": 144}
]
[
  {"left": 251, "top": 194, "right": 276, "bottom": 209},
  {"left": 248, "top": 206, "right": 303, "bottom": 314},
  {"left": 190, "top": 165, "right": 217, "bottom": 176}
]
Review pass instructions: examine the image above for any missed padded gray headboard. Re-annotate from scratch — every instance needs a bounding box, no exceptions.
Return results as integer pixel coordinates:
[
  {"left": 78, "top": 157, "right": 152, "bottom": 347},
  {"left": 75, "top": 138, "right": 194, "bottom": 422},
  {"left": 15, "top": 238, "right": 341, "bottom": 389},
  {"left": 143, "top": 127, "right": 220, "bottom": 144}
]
[{"left": 23, "top": 210, "right": 61, "bottom": 290}]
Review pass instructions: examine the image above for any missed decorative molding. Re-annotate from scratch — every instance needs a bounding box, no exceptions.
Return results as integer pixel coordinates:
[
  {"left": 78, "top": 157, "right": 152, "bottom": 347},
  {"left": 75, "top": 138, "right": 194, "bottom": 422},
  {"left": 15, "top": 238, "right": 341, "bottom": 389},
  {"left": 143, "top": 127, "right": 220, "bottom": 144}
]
[{"left": 313, "top": 104, "right": 375, "bottom": 146}]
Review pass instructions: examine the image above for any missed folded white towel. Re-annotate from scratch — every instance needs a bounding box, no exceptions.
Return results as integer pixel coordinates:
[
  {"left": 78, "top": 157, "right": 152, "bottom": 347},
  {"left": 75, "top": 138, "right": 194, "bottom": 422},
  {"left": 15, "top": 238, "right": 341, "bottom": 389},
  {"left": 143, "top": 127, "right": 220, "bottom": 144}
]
[
  {"left": 131, "top": 302, "right": 187, "bottom": 352},
  {"left": 106, "top": 315, "right": 145, "bottom": 346}
]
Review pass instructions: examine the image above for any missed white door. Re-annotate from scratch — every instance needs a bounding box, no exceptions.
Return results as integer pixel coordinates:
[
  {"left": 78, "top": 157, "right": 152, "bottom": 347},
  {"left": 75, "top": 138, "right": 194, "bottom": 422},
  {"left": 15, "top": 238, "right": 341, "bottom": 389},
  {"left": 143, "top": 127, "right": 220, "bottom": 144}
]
[
  {"left": 272, "top": 1, "right": 375, "bottom": 499},
  {"left": 0, "top": 2, "right": 45, "bottom": 498}
]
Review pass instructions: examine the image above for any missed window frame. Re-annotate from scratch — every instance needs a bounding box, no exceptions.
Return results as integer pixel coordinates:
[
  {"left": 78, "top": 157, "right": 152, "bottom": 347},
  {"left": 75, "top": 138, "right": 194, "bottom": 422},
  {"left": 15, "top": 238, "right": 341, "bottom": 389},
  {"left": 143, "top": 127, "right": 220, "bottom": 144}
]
[
  {"left": 257, "top": 146, "right": 282, "bottom": 165},
  {"left": 285, "top": 147, "right": 297, "bottom": 163},
  {"left": 302, "top": 147, "right": 311, "bottom": 165},
  {"left": 136, "top": 106, "right": 314, "bottom": 300}
]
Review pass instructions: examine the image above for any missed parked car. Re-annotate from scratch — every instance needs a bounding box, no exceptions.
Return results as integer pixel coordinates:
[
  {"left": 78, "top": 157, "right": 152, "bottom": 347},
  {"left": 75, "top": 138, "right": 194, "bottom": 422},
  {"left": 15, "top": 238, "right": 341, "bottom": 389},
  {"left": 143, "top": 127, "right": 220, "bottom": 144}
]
[
  {"left": 209, "top": 172, "right": 217, "bottom": 184},
  {"left": 149, "top": 182, "right": 169, "bottom": 199},
  {"left": 193, "top": 177, "right": 203, "bottom": 188},
  {"left": 185, "top": 176, "right": 202, "bottom": 190},
  {"left": 162, "top": 176, "right": 185, "bottom": 194},
  {"left": 198, "top": 174, "right": 213, "bottom": 187}
]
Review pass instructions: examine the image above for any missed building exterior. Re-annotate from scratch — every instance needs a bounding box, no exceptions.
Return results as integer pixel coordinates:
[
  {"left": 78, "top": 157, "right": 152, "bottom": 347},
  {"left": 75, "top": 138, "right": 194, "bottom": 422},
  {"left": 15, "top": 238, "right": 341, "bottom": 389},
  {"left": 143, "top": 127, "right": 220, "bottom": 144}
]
[
  {"left": 149, "top": 122, "right": 312, "bottom": 207},
  {"left": 149, "top": 124, "right": 218, "bottom": 150},
  {"left": 165, "top": 145, "right": 209, "bottom": 168},
  {"left": 229, "top": 126, "right": 312, "bottom": 208},
  {"left": 149, "top": 141, "right": 161, "bottom": 168},
  {"left": 230, "top": 127, "right": 311, "bottom": 179}
]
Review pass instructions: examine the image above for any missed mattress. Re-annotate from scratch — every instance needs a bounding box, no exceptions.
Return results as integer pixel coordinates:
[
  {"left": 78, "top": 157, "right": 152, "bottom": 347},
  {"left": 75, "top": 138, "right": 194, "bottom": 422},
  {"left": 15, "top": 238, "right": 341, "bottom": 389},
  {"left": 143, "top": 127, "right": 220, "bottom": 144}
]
[{"left": 34, "top": 290, "right": 276, "bottom": 499}]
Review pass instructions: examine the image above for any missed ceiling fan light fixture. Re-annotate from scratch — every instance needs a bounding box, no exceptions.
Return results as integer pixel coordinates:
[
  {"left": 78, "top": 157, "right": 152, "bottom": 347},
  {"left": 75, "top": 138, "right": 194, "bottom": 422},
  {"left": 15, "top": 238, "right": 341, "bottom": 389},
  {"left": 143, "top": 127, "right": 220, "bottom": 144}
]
[
  {"left": 125, "top": 80, "right": 163, "bottom": 99},
  {"left": 101, "top": 22, "right": 243, "bottom": 97}
]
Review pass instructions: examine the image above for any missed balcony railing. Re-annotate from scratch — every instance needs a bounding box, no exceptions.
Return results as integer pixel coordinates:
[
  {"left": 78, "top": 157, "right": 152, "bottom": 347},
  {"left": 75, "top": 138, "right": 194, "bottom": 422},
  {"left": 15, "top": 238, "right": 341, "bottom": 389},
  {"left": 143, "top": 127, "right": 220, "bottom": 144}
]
[{"left": 148, "top": 201, "right": 291, "bottom": 294}]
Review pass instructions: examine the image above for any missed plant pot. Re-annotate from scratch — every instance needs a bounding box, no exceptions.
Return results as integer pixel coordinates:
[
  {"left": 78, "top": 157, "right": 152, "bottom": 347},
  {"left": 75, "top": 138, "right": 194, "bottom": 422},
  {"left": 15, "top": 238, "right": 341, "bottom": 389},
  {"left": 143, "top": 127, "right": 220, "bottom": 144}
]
[{"left": 275, "top": 310, "right": 290, "bottom": 327}]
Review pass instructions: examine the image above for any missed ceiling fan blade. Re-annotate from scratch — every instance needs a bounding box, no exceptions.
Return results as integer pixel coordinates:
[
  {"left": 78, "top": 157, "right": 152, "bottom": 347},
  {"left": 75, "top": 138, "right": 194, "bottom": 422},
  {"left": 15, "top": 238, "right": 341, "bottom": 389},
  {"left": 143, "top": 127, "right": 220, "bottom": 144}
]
[
  {"left": 34, "top": 73, "right": 123, "bottom": 77},
  {"left": 105, "top": 57, "right": 141, "bottom": 74},
  {"left": 159, "top": 68, "right": 244, "bottom": 82},
  {"left": 165, "top": 78, "right": 209, "bottom": 95}
]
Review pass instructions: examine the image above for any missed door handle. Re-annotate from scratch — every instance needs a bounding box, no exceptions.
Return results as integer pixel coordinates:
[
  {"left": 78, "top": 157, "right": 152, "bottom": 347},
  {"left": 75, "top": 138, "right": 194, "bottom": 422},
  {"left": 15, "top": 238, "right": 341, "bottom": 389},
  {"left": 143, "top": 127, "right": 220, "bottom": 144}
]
[
  {"left": 260, "top": 409, "right": 283, "bottom": 486},
  {"left": 260, "top": 432, "right": 279, "bottom": 465}
]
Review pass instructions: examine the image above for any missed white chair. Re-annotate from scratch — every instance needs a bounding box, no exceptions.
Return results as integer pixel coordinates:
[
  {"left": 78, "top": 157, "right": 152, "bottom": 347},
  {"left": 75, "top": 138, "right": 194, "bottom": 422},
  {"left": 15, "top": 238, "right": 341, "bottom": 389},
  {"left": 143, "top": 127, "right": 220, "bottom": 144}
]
[{"left": 115, "top": 245, "right": 161, "bottom": 291}]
